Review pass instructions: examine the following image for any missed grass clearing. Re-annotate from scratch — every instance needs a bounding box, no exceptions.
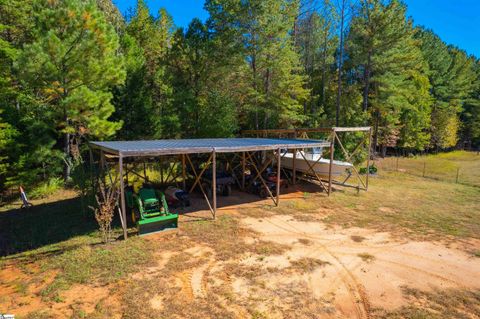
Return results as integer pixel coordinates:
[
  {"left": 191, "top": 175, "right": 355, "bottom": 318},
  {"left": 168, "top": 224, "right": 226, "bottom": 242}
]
[
  {"left": 323, "top": 171, "right": 480, "bottom": 240},
  {"left": 38, "top": 238, "right": 155, "bottom": 300},
  {"left": 376, "top": 151, "right": 480, "bottom": 187}
]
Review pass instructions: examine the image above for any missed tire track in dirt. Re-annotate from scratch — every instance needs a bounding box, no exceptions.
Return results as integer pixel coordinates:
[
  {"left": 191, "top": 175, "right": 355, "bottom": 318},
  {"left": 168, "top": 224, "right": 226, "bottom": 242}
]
[
  {"left": 191, "top": 261, "right": 215, "bottom": 299},
  {"left": 265, "top": 216, "right": 371, "bottom": 319},
  {"left": 178, "top": 270, "right": 195, "bottom": 301}
]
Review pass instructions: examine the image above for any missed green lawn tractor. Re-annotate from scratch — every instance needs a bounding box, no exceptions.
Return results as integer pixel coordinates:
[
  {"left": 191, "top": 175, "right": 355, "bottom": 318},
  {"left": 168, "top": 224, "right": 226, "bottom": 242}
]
[{"left": 125, "top": 186, "right": 178, "bottom": 235}]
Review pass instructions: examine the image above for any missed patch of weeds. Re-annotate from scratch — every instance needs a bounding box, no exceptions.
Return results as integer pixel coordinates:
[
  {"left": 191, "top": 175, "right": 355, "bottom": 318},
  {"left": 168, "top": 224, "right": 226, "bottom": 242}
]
[
  {"left": 40, "top": 237, "right": 154, "bottom": 299},
  {"left": 298, "top": 238, "right": 312, "bottom": 245},
  {"left": 182, "top": 215, "right": 288, "bottom": 261},
  {"left": 287, "top": 257, "right": 330, "bottom": 272},
  {"left": 357, "top": 253, "right": 375, "bottom": 263},
  {"left": 350, "top": 235, "right": 366, "bottom": 243},
  {"left": 23, "top": 310, "right": 55, "bottom": 319},
  {"left": 163, "top": 251, "right": 207, "bottom": 275},
  {"left": 30, "top": 177, "right": 63, "bottom": 199},
  {"left": 373, "top": 287, "right": 480, "bottom": 319},
  {"left": 70, "top": 307, "right": 88, "bottom": 319},
  {"left": 471, "top": 250, "right": 480, "bottom": 258},
  {"left": 123, "top": 275, "right": 237, "bottom": 319},
  {"left": 250, "top": 310, "right": 268, "bottom": 319},
  {"left": 13, "top": 279, "right": 29, "bottom": 295}
]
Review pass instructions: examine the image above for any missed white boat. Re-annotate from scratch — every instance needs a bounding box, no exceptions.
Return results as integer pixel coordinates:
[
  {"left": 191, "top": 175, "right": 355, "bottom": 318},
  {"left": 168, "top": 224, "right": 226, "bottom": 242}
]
[{"left": 280, "top": 148, "right": 353, "bottom": 179}]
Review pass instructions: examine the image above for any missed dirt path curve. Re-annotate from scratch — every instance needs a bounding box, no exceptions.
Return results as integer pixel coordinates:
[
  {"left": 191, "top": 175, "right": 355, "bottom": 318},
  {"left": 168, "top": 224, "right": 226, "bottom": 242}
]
[{"left": 241, "top": 215, "right": 480, "bottom": 316}]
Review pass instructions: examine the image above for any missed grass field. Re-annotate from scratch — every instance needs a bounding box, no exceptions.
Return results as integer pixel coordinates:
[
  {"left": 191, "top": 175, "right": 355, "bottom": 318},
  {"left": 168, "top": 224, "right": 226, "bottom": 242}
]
[
  {"left": 375, "top": 150, "right": 480, "bottom": 187},
  {"left": 1, "top": 151, "right": 479, "bottom": 318}
]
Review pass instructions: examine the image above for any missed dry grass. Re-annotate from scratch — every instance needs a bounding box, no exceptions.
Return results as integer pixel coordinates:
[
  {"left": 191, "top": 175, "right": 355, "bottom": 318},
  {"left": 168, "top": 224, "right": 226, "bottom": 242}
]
[
  {"left": 287, "top": 257, "right": 330, "bottom": 272},
  {"left": 351, "top": 235, "right": 366, "bottom": 242},
  {"left": 376, "top": 151, "right": 480, "bottom": 187},
  {"left": 39, "top": 238, "right": 155, "bottom": 300},
  {"left": 373, "top": 287, "right": 480, "bottom": 318},
  {"left": 323, "top": 171, "right": 480, "bottom": 240},
  {"left": 357, "top": 253, "right": 375, "bottom": 263},
  {"left": 181, "top": 215, "right": 290, "bottom": 261}
]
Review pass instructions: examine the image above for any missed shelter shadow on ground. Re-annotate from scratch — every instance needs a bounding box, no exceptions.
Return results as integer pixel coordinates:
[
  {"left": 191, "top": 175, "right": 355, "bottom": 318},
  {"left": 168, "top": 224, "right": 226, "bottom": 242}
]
[{"left": 0, "top": 197, "right": 102, "bottom": 258}]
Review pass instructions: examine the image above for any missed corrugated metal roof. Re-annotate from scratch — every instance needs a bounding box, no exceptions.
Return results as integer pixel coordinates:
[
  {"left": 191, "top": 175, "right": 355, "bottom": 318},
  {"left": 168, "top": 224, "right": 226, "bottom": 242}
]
[{"left": 90, "top": 138, "right": 330, "bottom": 157}]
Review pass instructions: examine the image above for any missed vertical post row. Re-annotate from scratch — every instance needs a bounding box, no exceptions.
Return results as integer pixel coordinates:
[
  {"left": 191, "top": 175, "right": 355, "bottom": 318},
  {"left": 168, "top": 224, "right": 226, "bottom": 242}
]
[
  {"left": 119, "top": 155, "right": 128, "bottom": 240},
  {"left": 328, "top": 130, "right": 335, "bottom": 196},
  {"left": 212, "top": 149, "right": 217, "bottom": 219},
  {"left": 366, "top": 128, "right": 372, "bottom": 190},
  {"left": 182, "top": 154, "right": 186, "bottom": 190},
  {"left": 292, "top": 148, "right": 297, "bottom": 185},
  {"left": 242, "top": 152, "right": 246, "bottom": 190},
  {"left": 276, "top": 148, "right": 281, "bottom": 206}
]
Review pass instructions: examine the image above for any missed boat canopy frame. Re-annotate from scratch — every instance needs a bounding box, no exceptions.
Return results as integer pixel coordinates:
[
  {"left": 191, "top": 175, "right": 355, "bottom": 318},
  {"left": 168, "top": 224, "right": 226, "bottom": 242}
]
[
  {"left": 89, "top": 138, "right": 331, "bottom": 239},
  {"left": 242, "top": 127, "right": 373, "bottom": 192}
]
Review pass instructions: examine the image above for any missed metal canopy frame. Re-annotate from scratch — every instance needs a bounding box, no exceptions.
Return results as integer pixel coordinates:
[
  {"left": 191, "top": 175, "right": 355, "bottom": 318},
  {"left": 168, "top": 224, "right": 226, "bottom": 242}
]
[
  {"left": 90, "top": 138, "right": 330, "bottom": 239},
  {"left": 242, "top": 127, "right": 372, "bottom": 192}
]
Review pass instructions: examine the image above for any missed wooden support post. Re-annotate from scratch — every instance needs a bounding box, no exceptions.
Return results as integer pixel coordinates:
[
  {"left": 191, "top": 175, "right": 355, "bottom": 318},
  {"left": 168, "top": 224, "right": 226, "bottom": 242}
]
[
  {"left": 212, "top": 149, "right": 217, "bottom": 219},
  {"left": 292, "top": 148, "right": 297, "bottom": 185},
  {"left": 119, "top": 155, "right": 128, "bottom": 240},
  {"left": 143, "top": 162, "right": 147, "bottom": 182},
  {"left": 89, "top": 148, "right": 95, "bottom": 194},
  {"left": 242, "top": 152, "right": 246, "bottom": 190},
  {"left": 182, "top": 154, "right": 186, "bottom": 190},
  {"left": 366, "top": 128, "right": 372, "bottom": 190},
  {"left": 276, "top": 149, "right": 281, "bottom": 206},
  {"left": 328, "top": 132, "right": 334, "bottom": 196}
]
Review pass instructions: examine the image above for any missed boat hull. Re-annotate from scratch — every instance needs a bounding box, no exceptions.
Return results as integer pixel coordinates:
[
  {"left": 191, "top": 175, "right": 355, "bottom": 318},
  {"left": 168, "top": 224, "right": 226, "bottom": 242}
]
[{"left": 281, "top": 153, "right": 353, "bottom": 179}]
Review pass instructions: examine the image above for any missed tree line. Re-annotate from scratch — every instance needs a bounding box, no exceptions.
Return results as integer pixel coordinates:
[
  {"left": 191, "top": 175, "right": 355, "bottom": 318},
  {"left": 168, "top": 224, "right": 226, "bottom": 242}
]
[{"left": 0, "top": 0, "right": 479, "bottom": 193}]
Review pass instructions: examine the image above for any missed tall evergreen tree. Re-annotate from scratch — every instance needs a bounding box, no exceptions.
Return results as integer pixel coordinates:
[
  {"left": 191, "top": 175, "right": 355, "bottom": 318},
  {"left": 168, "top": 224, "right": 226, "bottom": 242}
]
[
  {"left": 460, "top": 59, "right": 480, "bottom": 148},
  {"left": 295, "top": 0, "right": 338, "bottom": 125},
  {"left": 17, "top": 0, "right": 125, "bottom": 181},
  {"left": 348, "top": 0, "right": 432, "bottom": 154},
  {"left": 416, "top": 28, "right": 477, "bottom": 149},
  {"left": 207, "top": 0, "right": 309, "bottom": 129},
  {"left": 115, "top": 1, "right": 177, "bottom": 139}
]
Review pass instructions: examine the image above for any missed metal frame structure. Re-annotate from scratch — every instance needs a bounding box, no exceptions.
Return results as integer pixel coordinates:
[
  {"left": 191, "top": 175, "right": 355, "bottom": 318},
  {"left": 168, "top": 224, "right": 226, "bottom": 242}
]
[
  {"left": 242, "top": 127, "right": 372, "bottom": 192},
  {"left": 90, "top": 138, "right": 330, "bottom": 239}
]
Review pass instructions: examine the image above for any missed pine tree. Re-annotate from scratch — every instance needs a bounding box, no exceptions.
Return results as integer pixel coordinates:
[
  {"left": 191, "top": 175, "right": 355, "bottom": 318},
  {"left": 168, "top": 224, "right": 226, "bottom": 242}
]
[
  {"left": 117, "top": 1, "right": 176, "bottom": 138},
  {"left": 207, "top": 0, "right": 309, "bottom": 129},
  {"left": 168, "top": 18, "right": 238, "bottom": 138},
  {"left": 17, "top": 0, "right": 125, "bottom": 181},
  {"left": 460, "top": 59, "right": 480, "bottom": 148},
  {"left": 295, "top": 1, "right": 338, "bottom": 125},
  {"left": 416, "top": 28, "right": 477, "bottom": 149},
  {"left": 348, "top": 0, "right": 432, "bottom": 153}
]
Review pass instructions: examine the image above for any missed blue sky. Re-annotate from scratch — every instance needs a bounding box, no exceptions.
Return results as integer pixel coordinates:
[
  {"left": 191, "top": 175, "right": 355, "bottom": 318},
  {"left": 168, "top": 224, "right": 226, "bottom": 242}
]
[{"left": 113, "top": 0, "right": 479, "bottom": 57}]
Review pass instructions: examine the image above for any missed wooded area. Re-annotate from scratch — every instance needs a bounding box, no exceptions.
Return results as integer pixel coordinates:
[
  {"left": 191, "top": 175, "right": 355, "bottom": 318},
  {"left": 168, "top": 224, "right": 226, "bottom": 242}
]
[{"left": 0, "top": 0, "right": 479, "bottom": 194}]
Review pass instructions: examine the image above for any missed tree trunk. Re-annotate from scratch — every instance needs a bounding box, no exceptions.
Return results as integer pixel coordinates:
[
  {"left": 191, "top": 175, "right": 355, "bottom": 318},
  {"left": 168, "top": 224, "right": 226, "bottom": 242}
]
[
  {"left": 63, "top": 131, "right": 71, "bottom": 183},
  {"left": 373, "top": 109, "right": 380, "bottom": 155},
  {"left": 363, "top": 51, "right": 372, "bottom": 112},
  {"left": 335, "top": 0, "right": 346, "bottom": 127}
]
